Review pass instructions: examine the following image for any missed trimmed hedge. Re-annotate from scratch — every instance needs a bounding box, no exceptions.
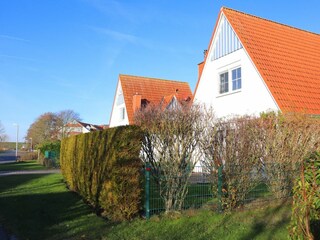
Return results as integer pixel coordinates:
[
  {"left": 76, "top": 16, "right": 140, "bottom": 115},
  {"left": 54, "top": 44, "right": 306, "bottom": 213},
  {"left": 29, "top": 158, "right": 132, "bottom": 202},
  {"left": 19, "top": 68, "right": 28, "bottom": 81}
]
[{"left": 60, "top": 126, "right": 143, "bottom": 221}]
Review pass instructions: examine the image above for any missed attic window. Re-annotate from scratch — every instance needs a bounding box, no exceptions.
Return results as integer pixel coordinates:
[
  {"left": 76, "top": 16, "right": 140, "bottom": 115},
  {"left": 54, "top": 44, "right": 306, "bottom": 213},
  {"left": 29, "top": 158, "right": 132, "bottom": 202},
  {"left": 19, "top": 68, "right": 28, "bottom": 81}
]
[
  {"left": 117, "top": 92, "right": 124, "bottom": 105},
  {"left": 119, "top": 107, "right": 125, "bottom": 120}
]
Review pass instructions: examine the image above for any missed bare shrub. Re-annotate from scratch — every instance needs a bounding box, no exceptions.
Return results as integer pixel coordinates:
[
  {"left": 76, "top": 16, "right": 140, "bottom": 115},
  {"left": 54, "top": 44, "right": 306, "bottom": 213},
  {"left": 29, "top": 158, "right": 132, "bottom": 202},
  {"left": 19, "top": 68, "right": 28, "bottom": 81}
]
[
  {"left": 261, "top": 113, "right": 320, "bottom": 199},
  {"left": 201, "top": 115, "right": 265, "bottom": 209},
  {"left": 200, "top": 112, "right": 320, "bottom": 210},
  {"left": 19, "top": 152, "right": 38, "bottom": 161},
  {"left": 135, "top": 104, "right": 206, "bottom": 213}
]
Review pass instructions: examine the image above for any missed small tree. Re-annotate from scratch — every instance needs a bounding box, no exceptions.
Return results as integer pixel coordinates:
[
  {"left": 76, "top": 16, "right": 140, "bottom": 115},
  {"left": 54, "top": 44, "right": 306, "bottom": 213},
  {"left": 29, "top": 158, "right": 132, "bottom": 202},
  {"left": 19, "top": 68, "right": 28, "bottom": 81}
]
[
  {"left": 56, "top": 110, "right": 81, "bottom": 139},
  {"left": 26, "top": 112, "right": 60, "bottom": 146},
  {"left": 26, "top": 110, "right": 81, "bottom": 146},
  {"left": 0, "top": 121, "right": 5, "bottom": 141},
  {"left": 135, "top": 104, "right": 206, "bottom": 213},
  {"left": 0, "top": 121, "right": 8, "bottom": 149}
]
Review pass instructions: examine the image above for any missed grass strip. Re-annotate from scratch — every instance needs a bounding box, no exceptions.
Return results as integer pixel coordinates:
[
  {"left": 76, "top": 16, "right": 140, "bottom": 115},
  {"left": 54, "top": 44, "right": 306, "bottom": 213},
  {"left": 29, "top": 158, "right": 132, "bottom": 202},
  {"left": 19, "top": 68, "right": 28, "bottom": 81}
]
[
  {"left": 0, "top": 174, "right": 111, "bottom": 240},
  {"left": 0, "top": 160, "right": 47, "bottom": 171},
  {"left": 0, "top": 173, "right": 292, "bottom": 240}
]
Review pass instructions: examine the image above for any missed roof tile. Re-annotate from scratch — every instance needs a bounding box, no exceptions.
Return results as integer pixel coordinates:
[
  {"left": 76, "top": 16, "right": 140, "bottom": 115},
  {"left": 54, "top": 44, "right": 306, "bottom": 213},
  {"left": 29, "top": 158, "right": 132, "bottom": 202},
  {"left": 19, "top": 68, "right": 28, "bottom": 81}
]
[
  {"left": 222, "top": 7, "right": 320, "bottom": 114},
  {"left": 119, "top": 74, "right": 192, "bottom": 124},
  {"left": 222, "top": 8, "right": 320, "bottom": 114}
]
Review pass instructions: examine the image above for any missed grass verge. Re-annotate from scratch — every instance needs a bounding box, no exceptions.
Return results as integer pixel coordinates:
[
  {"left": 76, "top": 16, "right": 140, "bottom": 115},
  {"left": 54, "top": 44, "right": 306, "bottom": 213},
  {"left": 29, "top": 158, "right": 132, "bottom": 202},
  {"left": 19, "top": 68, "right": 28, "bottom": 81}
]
[
  {"left": 105, "top": 203, "right": 291, "bottom": 240},
  {"left": 0, "top": 174, "right": 111, "bottom": 240},
  {"left": 0, "top": 173, "right": 292, "bottom": 240},
  {"left": 0, "top": 160, "right": 47, "bottom": 171}
]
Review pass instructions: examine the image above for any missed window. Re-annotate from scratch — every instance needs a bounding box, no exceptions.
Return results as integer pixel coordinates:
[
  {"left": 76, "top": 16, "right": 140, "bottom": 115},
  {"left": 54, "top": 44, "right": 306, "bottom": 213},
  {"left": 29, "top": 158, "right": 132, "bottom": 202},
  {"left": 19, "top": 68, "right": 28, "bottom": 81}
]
[
  {"left": 117, "top": 94, "right": 124, "bottom": 105},
  {"left": 218, "top": 67, "right": 241, "bottom": 95},
  {"left": 120, "top": 107, "right": 125, "bottom": 120},
  {"left": 232, "top": 67, "right": 241, "bottom": 90},
  {"left": 219, "top": 72, "right": 229, "bottom": 94}
]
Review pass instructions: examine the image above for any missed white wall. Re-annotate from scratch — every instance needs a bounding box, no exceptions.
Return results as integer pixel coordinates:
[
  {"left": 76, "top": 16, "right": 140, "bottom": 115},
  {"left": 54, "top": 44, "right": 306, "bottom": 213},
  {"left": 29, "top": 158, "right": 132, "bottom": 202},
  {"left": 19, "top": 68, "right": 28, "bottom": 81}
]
[
  {"left": 194, "top": 23, "right": 279, "bottom": 118},
  {"left": 109, "top": 81, "right": 129, "bottom": 128}
]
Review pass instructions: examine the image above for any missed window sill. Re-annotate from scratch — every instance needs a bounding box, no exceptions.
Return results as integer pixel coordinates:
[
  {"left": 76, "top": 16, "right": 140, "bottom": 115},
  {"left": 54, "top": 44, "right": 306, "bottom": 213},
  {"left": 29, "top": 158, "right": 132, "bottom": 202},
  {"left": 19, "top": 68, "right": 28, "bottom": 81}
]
[{"left": 216, "top": 89, "right": 241, "bottom": 98}]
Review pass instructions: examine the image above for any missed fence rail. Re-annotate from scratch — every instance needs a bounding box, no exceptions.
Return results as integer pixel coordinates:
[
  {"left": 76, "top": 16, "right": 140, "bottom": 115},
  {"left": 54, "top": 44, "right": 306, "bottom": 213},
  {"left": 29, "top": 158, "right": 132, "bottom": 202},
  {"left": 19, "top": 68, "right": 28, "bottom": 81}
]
[{"left": 144, "top": 162, "right": 300, "bottom": 218}]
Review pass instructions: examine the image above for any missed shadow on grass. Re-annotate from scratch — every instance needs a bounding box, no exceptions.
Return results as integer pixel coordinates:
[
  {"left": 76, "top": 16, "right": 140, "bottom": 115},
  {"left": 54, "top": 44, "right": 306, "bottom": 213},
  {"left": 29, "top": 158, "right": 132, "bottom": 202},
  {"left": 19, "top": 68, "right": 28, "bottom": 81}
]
[
  {"left": 0, "top": 161, "right": 46, "bottom": 171},
  {"left": 0, "top": 174, "right": 111, "bottom": 240},
  {"left": 0, "top": 174, "right": 46, "bottom": 192},
  {"left": 238, "top": 199, "right": 291, "bottom": 240}
]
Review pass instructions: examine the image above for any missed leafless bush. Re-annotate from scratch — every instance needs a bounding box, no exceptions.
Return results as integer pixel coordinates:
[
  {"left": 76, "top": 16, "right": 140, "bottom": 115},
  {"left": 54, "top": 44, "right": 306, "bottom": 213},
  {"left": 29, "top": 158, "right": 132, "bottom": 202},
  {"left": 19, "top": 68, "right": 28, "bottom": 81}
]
[
  {"left": 261, "top": 113, "right": 320, "bottom": 199},
  {"left": 135, "top": 103, "right": 207, "bottom": 213},
  {"left": 201, "top": 115, "right": 265, "bottom": 209},
  {"left": 201, "top": 112, "right": 320, "bottom": 209},
  {"left": 19, "top": 152, "right": 38, "bottom": 161}
]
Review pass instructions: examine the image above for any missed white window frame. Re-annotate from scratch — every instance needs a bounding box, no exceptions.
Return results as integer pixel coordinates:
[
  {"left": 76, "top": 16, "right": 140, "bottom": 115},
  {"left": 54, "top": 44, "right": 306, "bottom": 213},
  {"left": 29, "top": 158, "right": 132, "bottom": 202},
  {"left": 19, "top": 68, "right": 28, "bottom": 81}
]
[
  {"left": 218, "top": 66, "right": 242, "bottom": 96},
  {"left": 232, "top": 67, "right": 241, "bottom": 91},
  {"left": 219, "top": 71, "right": 229, "bottom": 94}
]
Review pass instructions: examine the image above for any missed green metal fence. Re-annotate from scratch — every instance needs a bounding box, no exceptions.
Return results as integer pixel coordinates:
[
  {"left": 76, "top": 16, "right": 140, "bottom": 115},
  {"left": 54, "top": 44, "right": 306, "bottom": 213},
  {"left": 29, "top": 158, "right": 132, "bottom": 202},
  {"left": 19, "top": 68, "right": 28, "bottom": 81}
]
[{"left": 144, "top": 162, "right": 300, "bottom": 218}]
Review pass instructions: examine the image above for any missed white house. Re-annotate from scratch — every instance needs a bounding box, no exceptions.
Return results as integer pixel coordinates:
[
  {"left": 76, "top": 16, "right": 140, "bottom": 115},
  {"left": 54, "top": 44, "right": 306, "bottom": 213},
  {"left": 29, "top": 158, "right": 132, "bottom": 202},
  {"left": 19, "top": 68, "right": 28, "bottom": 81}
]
[
  {"left": 64, "top": 120, "right": 105, "bottom": 136},
  {"left": 194, "top": 7, "right": 320, "bottom": 117},
  {"left": 109, "top": 74, "right": 192, "bottom": 128}
]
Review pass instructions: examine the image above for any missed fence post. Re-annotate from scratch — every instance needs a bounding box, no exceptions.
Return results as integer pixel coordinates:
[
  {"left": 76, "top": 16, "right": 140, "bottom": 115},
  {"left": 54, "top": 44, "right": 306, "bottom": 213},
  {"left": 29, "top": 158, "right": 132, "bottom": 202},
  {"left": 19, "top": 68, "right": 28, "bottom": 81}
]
[
  {"left": 145, "top": 163, "right": 151, "bottom": 219},
  {"left": 217, "top": 165, "right": 223, "bottom": 213}
]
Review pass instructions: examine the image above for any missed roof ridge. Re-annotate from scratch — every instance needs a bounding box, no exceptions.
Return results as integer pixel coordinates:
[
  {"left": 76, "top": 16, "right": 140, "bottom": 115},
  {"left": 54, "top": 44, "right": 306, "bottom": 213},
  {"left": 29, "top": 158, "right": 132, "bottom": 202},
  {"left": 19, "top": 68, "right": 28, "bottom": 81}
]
[
  {"left": 222, "top": 6, "right": 320, "bottom": 37},
  {"left": 119, "top": 74, "right": 189, "bottom": 84}
]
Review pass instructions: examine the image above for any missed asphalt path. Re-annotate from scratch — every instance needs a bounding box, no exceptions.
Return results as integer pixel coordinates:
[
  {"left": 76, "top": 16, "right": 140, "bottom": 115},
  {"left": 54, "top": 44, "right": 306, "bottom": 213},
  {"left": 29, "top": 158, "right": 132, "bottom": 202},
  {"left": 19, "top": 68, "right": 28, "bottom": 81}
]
[
  {"left": 0, "top": 150, "right": 17, "bottom": 163},
  {"left": 0, "top": 169, "right": 61, "bottom": 177}
]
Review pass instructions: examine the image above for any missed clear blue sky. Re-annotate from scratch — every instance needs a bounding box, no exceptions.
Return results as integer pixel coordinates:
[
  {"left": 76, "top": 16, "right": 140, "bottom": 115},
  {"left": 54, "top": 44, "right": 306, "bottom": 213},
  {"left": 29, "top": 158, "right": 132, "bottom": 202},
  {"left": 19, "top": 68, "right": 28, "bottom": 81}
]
[{"left": 1, "top": 0, "right": 319, "bottom": 142}]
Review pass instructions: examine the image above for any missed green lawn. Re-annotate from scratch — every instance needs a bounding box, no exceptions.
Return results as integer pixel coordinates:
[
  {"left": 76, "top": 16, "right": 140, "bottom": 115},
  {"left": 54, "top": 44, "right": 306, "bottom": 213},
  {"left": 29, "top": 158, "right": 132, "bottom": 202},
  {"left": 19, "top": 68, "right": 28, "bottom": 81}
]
[
  {"left": 106, "top": 203, "right": 291, "bottom": 240},
  {"left": 0, "top": 160, "right": 46, "bottom": 171},
  {"left": 0, "top": 174, "right": 111, "bottom": 240},
  {"left": 0, "top": 173, "right": 293, "bottom": 240}
]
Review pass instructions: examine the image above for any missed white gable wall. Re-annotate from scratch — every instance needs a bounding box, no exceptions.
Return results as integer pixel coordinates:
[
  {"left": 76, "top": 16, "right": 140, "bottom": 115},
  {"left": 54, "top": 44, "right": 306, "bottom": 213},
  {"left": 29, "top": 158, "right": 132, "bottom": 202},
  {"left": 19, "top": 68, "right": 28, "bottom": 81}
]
[
  {"left": 109, "top": 81, "right": 129, "bottom": 128},
  {"left": 194, "top": 14, "right": 279, "bottom": 118}
]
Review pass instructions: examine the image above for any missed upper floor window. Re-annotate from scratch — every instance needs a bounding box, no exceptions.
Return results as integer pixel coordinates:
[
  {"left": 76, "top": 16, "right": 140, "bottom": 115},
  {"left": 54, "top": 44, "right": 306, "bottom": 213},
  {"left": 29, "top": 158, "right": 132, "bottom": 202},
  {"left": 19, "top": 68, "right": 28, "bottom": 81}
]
[
  {"left": 119, "top": 107, "right": 125, "bottom": 120},
  {"left": 117, "top": 92, "right": 124, "bottom": 105},
  {"left": 219, "top": 72, "right": 229, "bottom": 94},
  {"left": 219, "top": 67, "right": 241, "bottom": 95},
  {"left": 232, "top": 67, "right": 241, "bottom": 90}
]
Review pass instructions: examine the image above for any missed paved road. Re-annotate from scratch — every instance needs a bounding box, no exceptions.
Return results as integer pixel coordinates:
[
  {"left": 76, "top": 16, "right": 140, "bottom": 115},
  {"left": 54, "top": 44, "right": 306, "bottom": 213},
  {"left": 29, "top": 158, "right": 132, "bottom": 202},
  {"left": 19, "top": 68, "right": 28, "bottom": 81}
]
[
  {"left": 0, "top": 169, "right": 61, "bottom": 177},
  {"left": 0, "top": 150, "right": 17, "bottom": 163}
]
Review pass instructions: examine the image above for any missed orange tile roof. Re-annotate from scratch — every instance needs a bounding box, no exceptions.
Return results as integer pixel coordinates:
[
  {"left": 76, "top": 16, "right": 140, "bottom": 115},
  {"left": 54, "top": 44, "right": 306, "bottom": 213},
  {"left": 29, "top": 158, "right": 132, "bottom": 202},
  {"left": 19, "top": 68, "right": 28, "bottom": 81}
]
[
  {"left": 196, "top": 7, "right": 320, "bottom": 115},
  {"left": 119, "top": 74, "right": 192, "bottom": 124}
]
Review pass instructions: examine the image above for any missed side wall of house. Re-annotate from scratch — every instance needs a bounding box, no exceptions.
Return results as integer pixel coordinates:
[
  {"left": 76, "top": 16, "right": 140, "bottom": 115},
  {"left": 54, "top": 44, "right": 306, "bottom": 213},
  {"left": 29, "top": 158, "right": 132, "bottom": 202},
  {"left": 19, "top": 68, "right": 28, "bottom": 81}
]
[
  {"left": 194, "top": 14, "right": 279, "bottom": 117},
  {"left": 109, "top": 81, "right": 129, "bottom": 128}
]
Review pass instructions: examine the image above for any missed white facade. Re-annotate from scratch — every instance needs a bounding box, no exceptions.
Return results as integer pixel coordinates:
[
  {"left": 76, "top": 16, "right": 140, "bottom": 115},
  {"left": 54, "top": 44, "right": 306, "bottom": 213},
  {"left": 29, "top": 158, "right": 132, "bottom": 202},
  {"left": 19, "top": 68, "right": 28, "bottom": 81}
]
[
  {"left": 194, "top": 14, "right": 279, "bottom": 118},
  {"left": 109, "top": 81, "right": 129, "bottom": 128}
]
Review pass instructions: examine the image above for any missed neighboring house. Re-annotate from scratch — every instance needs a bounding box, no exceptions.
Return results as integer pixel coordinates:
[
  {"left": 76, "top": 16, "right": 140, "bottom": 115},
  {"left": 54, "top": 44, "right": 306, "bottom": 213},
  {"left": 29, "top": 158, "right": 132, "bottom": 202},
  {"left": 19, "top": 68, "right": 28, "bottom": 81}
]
[
  {"left": 194, "top": 7, "right": 320, "bottom": 117},
  {"left": 64, "top": 120, "right": 106, "bottom": 136},
  {"left": 109, "top": 74, "right": 192, "bottom": 127}
]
